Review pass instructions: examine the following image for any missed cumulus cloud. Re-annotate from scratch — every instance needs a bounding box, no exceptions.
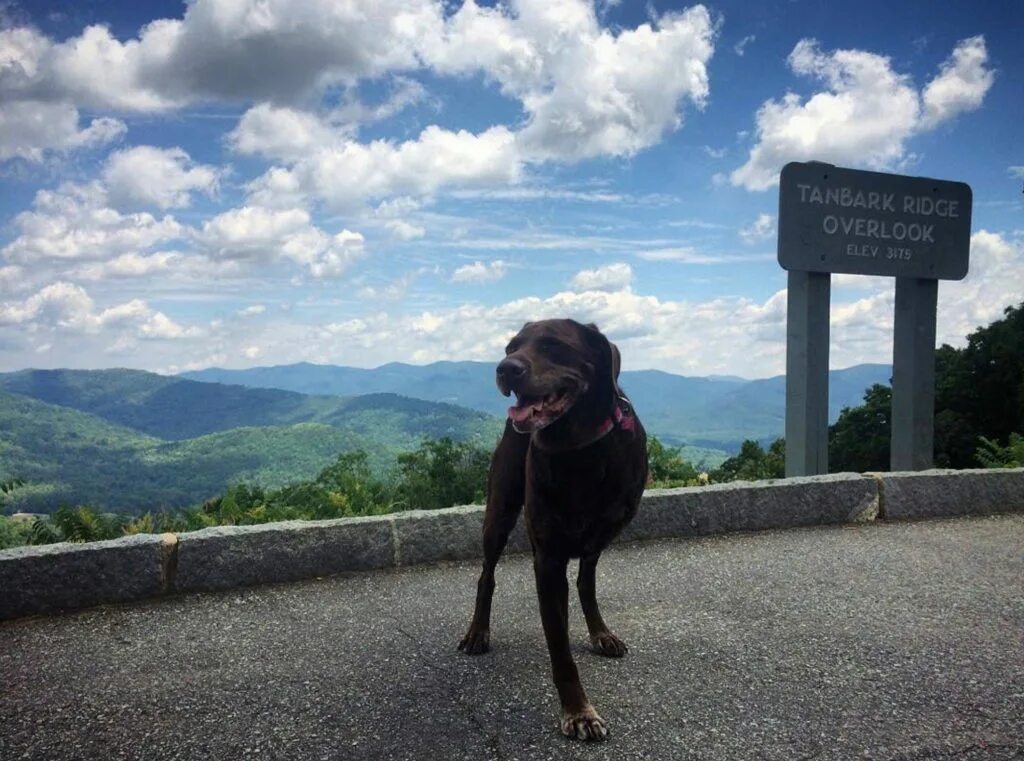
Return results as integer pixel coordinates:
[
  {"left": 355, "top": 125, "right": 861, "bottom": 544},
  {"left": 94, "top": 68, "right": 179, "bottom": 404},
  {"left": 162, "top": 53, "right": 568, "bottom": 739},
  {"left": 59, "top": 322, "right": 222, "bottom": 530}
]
[
  {"left": 2, "top": 0, "right": 716, "bottom": 180},
  {"left": 1, "top": 182, "right": 184, "bottom": 263},
  {"left": 0, "top": 265, "right": 25, "bottom": 293},
  {"left": 451, "top": 259, "right": 509, "bottom": 283},
  {"left": 237, "top": 120, "right": 522, "bottom": 209},
  {"left": 569, "top": 262, "right": 633, "bottom": 292},
  {"left": 920, "top": 36, "right": 994, "bottom": 130},
  {"left": 0, "top": 100, "right": 124, "bottom": 162},
  {"left": 385, "top": 220, "right": 426, "bottom": 240},
  {"left": 739, "top": 213, "right": 776, "bottom": 244},
  {"left": 731, "top": 36, "right": 994, "bottom": 190},
  {"left": 197, "top": 205, "right": 365, "bottom": 278},
  {"left": 103, "top": 146, "right": 219, "bottom": 210},
  {"left": 0, "top": 1, "right": 434, "bottom": 111},
  {"left": 0, "top": 281, "right": 199, "bottom": 340},
  {"left": 491, "top": 3, "right": 715, "bottom": 161}
]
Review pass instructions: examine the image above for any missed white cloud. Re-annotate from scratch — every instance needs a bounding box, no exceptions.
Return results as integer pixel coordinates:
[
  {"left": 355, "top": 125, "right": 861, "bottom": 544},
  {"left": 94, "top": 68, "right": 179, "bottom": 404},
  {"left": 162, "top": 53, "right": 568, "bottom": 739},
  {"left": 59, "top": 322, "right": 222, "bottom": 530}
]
[
  {"left": 424, "top": 1, "right": 714, "bottom": 162},
  {"left": 702, "top": 145, "right": 726, "bottom": 159},
  {"left": 510, "top": 4, "right": 715, "bottom": 161},
  {"left": 920, "top": 36, "right": 995, "bottom": 130},
  {"left": 3, "top": 0, "right": 717, "bottom": 178},
  {"left": 1009, "top": 166, "right": 1024, "bottom": 179},
  {"left": 636, "top": 247, "right": 772, "bottom": 264},
  {"left": 0, "top": 265, "right": 25, "bottom": 293},
  {"left": 239, "top": 121, "right": 522, "bottom": 209},
  {"left": 197, "top": 205, "right": 366, "bottom": 279},
  {"left": 385, "top": 220, "right": 426, "bottom": 240},
  {"left": 731, "top": 36, "right": 994, "bottom": 191},
  {"left": 451, "top": 259, "right": 509, "bottom": 283},
  {"left": 0, "top": 281, "right": 199, "bottom": 340},
  {"left": 228, "top": 103, "right": 344, "bottom": 162},
  {"left": 0, "top": 1, "right": 436, "bottom": 111},
  {"left": 237, "top": 304, "right": 266, "bottom": 317},
  {"left": 1, "top": 182, "right": 184, "bottom": 263},
  {"left": 739, "top": 213, "right": 776, "bottom": 244},
  {"left": 36, "top": 228, "right": 1015, "bottom": 378},
  {"left": 824, "top": 230, "right": 1024, "bottom": 368},
  {"left": 569, "top": 262, "right": 633, "bottom": 292},
  {"left": 71, "top": 251, "right": 240, "bottom": 281},
  {"left": 733, "top": 34, "right": 755, "bottom": 56},
  {"left": 103, "top": 146, "right": 219, "bottom": 210},
  {"left": 358, "top": 270, "right": 422, "bottom": 301},
  {"left": 243, "top": 167, "right": 307, "bottom": 209},
  {"left": 0, "top": 100, "right": 124, "bottom": 162}
]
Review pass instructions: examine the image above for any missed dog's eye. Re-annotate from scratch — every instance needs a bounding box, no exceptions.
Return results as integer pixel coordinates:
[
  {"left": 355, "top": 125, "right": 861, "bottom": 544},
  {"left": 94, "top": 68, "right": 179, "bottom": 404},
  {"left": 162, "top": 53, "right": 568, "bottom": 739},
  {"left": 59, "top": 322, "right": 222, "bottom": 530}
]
[{"left": 538, "top": 337, "right": 559, "bottom": 350}]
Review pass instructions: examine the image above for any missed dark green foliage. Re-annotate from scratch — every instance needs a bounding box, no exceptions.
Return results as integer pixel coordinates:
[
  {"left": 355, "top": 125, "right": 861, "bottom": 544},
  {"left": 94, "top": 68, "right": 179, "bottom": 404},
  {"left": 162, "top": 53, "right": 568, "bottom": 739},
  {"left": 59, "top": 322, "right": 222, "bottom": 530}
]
[
  {"left": 0, "top": 386, "right": 502, "bottom": 514},
  {"left": 1, "top": 477, "right": 24, "bottom": 495},
  {"left": 933, "top": 303, "right": 1024, "bottom": 468},
  {"left": 829, "top": 384, "right": 891, "bottom": 472},
  {"left": 646, "top": 436, "right": 699, "bottom": 487},
  {"left": 0, "top": 515, "right": 34, "bottom": 549},
  {"left": 976, "top": 434, "right": 1024, "bottom": 468},
  {"left": 712, "top": 439, "right": 785, "bottom": 482},
  {"left": 395, "top": 438, "right": 489, "bottom": 510},
  {"left": 2, "top": 439, "right": 495, "bottom": 549}
]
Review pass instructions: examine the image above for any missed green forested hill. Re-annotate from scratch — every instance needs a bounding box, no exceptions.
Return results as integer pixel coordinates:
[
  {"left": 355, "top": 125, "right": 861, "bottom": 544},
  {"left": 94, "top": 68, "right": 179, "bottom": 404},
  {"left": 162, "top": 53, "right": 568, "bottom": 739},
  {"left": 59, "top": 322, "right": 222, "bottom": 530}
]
[
  {"left": 0, "top": 368, "right": 341, "bottom": 439},
  {"left": 0, "top": 378, "right": 503, "bottom": 513},
  {"left": 0, "top": 368, "right": 501, "bottom": 443}
]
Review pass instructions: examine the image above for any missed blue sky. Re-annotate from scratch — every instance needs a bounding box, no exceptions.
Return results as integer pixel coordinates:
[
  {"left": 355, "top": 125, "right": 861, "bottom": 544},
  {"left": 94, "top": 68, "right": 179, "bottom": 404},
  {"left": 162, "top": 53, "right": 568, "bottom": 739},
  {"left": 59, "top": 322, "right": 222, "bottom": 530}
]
[{"left": 0, "top": 0, "right": 1021, "bottom": 378}]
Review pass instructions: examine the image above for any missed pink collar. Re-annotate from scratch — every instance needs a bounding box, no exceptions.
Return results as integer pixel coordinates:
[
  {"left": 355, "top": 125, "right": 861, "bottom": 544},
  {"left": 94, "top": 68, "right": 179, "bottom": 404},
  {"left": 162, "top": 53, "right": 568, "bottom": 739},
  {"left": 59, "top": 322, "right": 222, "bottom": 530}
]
[
  {"left": 595, "top": 396, "right": 637, "bottom": 439},
  {"left": 532, "top": 395, "right": 637, "bottom": 453}
]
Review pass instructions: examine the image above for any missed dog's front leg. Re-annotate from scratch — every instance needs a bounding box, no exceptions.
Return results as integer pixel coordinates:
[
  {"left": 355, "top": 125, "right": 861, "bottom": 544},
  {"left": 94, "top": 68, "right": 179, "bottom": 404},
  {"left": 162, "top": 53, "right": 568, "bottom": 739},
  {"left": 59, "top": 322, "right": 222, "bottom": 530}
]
[{"left": 533, "top": 551, "right": 608, "bottom": 741}]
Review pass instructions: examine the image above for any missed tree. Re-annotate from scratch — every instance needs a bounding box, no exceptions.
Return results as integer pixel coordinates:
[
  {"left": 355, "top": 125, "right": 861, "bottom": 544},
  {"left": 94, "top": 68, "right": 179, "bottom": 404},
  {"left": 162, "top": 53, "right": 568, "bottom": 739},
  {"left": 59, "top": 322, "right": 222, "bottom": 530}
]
[
  {"left": 646, "top": 437, "right": 698, "bottom": 485},
  {"left": 396, "top": 438, "right": 489, "bottom": 510},
  {"left": 976, "top": 433, "right": 1024, "bottom": 468},
  {"left": 829, "top": 384, "right": 891, "bottom": 472},
  {"left": 1, "top": 477, "right": 26, "bottom": 515},
  {"left": 934, "top": 303, "right": 1024, "bottom": 467},
  {"left": 712, "top": 438, "right": 785, "bottom": 482},
  {"left": 827, "top": 302, "right": 1024, "bottom": 471}
]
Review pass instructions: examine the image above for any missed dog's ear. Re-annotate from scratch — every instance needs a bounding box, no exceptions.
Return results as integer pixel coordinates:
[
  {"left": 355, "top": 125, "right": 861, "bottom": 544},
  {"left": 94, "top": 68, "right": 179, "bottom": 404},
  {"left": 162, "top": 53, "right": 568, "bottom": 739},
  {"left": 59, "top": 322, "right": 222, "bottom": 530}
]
[
  {"left": 610, "top": 341, "right": 622, "bottom": 384},
  {"left": 581, "top": 322, "right": 616, "bottom": 394}
]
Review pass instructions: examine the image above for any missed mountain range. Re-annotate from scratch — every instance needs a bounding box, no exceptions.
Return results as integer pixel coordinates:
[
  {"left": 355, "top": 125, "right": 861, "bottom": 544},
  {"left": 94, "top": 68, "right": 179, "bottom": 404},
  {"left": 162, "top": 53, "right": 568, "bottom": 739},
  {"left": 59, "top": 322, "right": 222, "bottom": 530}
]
[
  {"left": 0, "top": 361, "right": 892, "bottom": 513},
  {"left": 0, "top": 369, "right": 501, "bottom": 513},
  {"left": 183, "top": 361, "right": 893, "bottom": 448}
]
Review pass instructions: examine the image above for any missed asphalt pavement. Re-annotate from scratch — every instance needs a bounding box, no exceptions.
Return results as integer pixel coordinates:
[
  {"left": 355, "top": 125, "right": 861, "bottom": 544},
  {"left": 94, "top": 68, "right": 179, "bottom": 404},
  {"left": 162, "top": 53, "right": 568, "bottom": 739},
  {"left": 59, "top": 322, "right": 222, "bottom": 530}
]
[{"left": 2, "top": 514, "right": 1022, "bottom": 760}]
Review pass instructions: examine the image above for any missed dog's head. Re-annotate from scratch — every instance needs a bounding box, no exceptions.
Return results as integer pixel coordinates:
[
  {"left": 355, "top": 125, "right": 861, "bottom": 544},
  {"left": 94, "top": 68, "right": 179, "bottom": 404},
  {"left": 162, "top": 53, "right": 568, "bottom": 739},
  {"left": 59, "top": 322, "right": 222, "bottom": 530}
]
[{"left": 497, "top": 319, "right": 620, "bottom": 434}]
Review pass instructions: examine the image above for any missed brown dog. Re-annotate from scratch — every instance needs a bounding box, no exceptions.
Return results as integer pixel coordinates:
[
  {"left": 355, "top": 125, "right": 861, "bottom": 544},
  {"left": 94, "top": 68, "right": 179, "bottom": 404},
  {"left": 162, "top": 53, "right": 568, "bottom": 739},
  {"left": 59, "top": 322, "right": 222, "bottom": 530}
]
[{"left": 458, "top": 319, "right": 648, "bottom": 741}]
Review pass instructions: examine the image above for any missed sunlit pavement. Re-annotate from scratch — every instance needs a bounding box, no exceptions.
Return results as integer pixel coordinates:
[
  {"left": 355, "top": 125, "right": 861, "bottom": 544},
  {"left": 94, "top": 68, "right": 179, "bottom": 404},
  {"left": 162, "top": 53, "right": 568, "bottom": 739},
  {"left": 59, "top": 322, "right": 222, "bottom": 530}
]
[{"left": 2, "top": 514, "right": 1022, "bottom": 760}]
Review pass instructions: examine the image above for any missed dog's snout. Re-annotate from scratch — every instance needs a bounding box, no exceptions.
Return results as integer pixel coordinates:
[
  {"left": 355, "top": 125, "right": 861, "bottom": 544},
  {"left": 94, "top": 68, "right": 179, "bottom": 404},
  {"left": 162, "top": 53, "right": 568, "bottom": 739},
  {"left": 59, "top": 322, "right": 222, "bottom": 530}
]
[{"left": 496, "top": 356, "right": 528, "bottom": 396}]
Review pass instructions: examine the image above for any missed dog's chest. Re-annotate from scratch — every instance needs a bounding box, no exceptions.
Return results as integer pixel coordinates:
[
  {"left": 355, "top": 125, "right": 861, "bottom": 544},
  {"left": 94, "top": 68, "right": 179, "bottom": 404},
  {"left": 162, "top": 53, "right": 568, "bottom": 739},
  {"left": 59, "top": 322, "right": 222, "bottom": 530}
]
[{"left": 524, "top": 442, "right": 642, "bottom": 555}]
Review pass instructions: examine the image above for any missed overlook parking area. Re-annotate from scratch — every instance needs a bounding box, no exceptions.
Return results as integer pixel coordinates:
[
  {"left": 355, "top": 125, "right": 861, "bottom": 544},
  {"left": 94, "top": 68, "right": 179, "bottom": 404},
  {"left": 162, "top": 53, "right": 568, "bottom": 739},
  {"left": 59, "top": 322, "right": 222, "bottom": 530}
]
[{"left": 2, "top": 514, "right": 1022, "bottom": 760}]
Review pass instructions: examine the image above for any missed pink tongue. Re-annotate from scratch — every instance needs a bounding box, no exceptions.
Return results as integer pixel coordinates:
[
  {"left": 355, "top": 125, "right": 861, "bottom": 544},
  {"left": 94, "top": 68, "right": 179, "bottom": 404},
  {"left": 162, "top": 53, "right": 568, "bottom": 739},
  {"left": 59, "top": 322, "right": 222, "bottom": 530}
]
[{"left": 508, "top": 400, "right": 541, "bottom": 422}]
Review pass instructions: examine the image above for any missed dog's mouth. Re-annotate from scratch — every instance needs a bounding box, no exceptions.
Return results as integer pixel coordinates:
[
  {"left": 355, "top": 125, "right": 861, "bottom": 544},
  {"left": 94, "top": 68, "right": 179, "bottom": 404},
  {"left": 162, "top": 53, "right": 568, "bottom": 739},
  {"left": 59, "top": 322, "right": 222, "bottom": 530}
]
[{"left": 508, "top": 387, "right": 577, "bottom": 433}]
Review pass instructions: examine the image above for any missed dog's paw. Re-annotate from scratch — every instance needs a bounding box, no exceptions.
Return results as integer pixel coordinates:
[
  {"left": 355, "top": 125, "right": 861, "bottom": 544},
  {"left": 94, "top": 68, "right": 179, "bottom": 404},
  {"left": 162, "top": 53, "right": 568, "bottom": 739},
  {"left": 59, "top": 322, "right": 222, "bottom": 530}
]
[
  {"left": 560, "top": 705, "right": 608, "bottom": 741},
  {"left": 457, "top": 627, "right": 490, "bottom": 655},
  {"left": 589, "top": 631, "right": 628, "bottom": 658}
]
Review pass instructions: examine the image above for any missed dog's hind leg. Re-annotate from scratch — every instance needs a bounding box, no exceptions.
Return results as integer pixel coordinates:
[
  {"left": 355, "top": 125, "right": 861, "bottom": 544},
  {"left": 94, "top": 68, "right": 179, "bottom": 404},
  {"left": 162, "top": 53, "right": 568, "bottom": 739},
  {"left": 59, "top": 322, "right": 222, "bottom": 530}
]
[
  {"left": 458, "top": 420, "right": 528, "bottom": 655},
  {"left": 577, "top": 553, "right": 628, "bottom": 657}
]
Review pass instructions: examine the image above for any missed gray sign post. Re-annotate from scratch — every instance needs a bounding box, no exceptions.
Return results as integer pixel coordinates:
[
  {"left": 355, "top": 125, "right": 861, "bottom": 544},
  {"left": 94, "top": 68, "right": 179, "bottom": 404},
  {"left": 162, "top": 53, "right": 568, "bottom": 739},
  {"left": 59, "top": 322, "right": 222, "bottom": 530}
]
[{"left": 777, "top": 162, "right": 972, "bottom": 476}]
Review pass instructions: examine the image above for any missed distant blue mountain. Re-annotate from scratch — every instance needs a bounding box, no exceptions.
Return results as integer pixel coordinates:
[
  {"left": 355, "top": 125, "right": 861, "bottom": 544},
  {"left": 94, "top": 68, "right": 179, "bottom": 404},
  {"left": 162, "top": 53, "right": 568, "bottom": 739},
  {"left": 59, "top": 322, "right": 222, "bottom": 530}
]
[{"left": 183, "top": 361, "right": 893, "bottom": 451}]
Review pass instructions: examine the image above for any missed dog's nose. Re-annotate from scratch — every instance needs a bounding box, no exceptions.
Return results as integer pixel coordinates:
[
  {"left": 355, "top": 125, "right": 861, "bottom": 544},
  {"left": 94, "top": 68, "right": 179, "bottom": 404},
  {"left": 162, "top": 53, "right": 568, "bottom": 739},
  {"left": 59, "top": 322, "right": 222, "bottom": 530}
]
[{"left": 496, "top": 356, "right": 527, "bottom": 396}]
